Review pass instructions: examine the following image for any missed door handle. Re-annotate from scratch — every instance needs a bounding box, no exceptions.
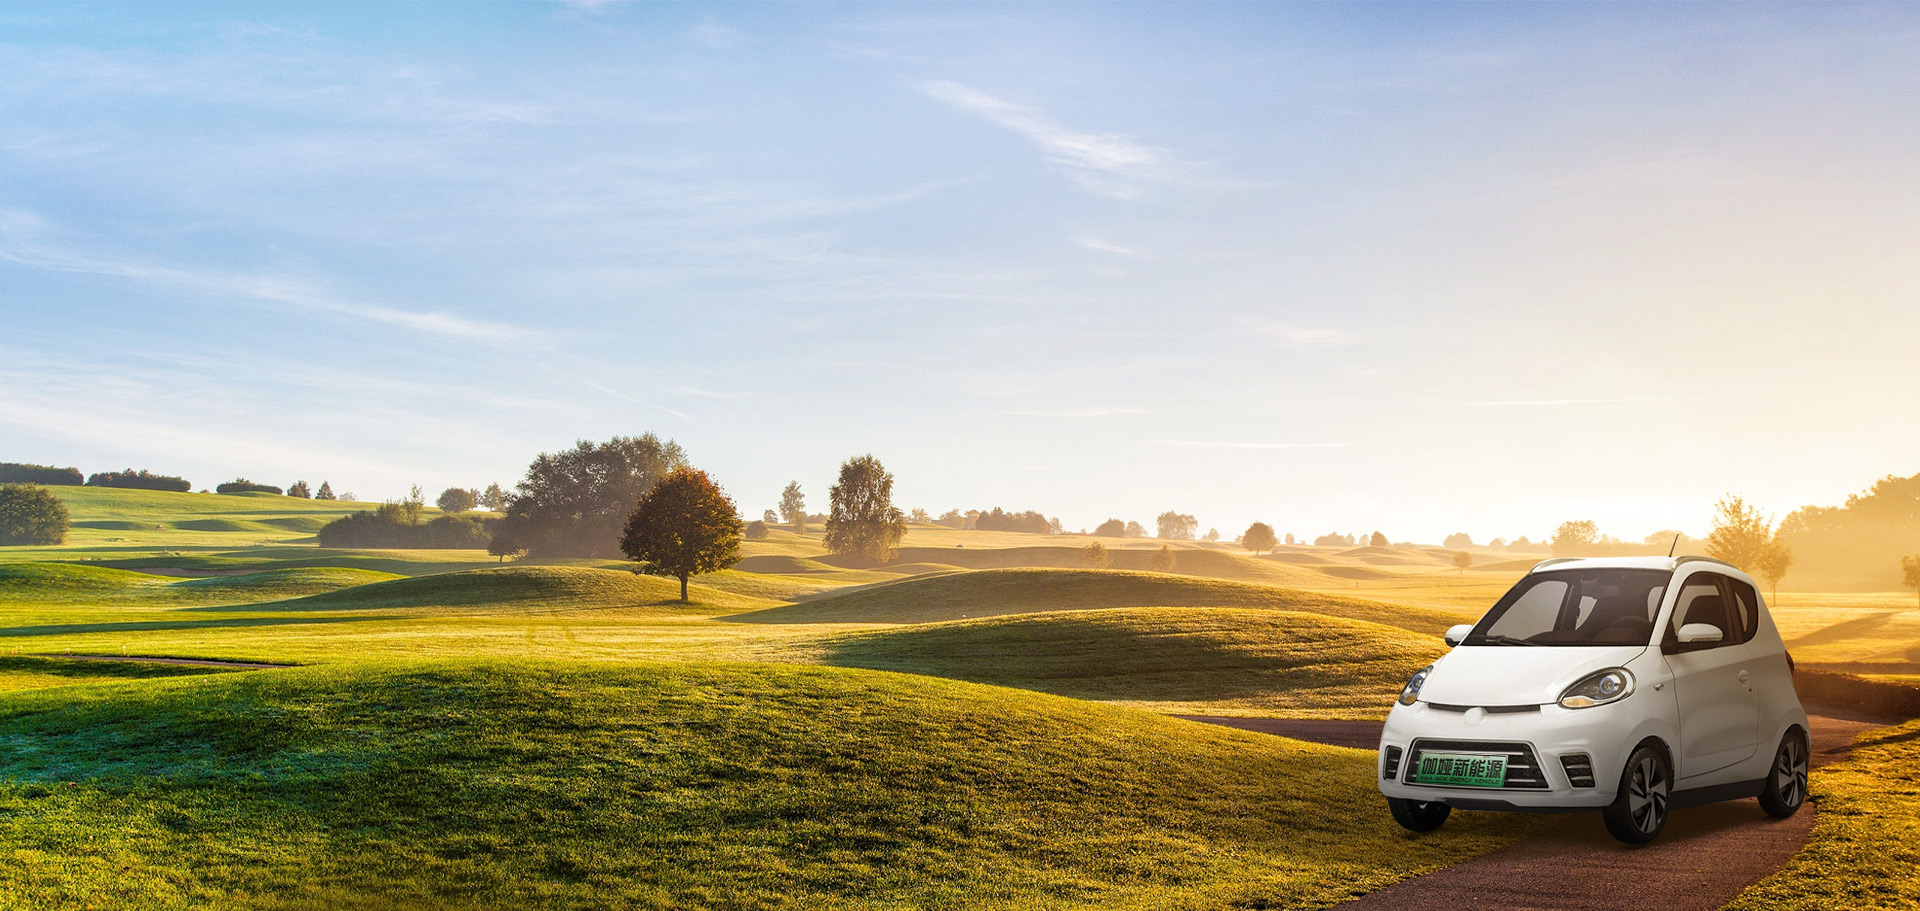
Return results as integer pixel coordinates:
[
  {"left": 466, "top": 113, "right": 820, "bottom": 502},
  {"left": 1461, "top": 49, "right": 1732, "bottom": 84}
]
[{"left": 1738, "top": 669, "right": 1752, "bottom": 688}]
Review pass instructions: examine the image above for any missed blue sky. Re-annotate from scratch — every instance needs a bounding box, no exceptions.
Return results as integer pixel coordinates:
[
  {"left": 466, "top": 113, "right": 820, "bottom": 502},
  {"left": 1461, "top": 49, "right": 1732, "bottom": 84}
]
[{"left": 4, "top": 2, "right": 1918, "bottom": 543}]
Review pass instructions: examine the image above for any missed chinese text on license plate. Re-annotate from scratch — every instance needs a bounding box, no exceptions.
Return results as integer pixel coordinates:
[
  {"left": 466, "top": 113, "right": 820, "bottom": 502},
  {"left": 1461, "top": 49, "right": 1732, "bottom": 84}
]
[{"left": 1416, "top": 751, "right": 1508, "bottom": 788}]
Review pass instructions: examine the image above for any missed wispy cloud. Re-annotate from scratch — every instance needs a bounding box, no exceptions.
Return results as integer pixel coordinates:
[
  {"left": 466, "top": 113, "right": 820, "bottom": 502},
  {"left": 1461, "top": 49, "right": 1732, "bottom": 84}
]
[
  {"left": 668, "top": 386, "right": 752, "bottom": 400},
  {"left": 580, "top": 378, "right": 694, "bottom": 421},
  {"left": 921, "top": 80, "right": 1165, "bottom": 197},
  {"left": 1007, "top": 406, "right": 1147, "bottom": 419},
  {"left": 0, "top": 212, "right": 532, "bottom": 345},
  {"left": 1463, "top": 397, "right": 1700, "bottom": 407},
  {"left": 1152, "top": 439, "right": 1352, "bottom": 450},
  {"left": 1071, "top": 234, "right": 1136, "bottom": 256}
]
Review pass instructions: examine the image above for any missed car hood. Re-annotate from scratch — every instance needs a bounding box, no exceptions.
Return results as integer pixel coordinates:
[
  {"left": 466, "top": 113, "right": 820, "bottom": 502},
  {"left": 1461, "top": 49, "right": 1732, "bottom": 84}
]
[{"left": 1419, "top": 644, "right": 1647, "bottom": 707}]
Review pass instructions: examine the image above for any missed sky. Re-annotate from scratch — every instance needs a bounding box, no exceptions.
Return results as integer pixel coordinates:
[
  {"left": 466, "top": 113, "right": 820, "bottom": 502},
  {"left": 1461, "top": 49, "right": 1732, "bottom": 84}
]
[{"left": 3, "top": 2, "right": 1918, "bottom": 544}]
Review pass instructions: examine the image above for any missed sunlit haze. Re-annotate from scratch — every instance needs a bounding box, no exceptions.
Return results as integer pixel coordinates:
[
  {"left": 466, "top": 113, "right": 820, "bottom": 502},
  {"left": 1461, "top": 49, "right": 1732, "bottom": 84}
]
[{"left": 5, "top": 3, "right": 1918, "bottom": 543}]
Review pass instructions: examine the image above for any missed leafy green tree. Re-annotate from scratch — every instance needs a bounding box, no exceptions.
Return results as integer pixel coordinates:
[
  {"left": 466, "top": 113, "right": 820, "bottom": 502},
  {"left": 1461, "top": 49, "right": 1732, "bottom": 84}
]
[
  {"left": 1083, "top": 541, "right": 1110, "bottom": 568},
  {"left": 823, "top": 454, "right": 906, "bottom": 565},
  {"left": 620, "top": 467, "right": 744, "bottom": 602},
  {"left": 437, "top": 487, "right": 477, "bottom": 513},
  {"left": 478, "top": 483, "right": 507, "bottom": 511},
  {"left": 216, "top": 479, "right": 281, "bottom": 495},
  {"left": 1094, "top": 518, "right": 1126, "bottom": 537},
  {"left": 499, "top": 434, "right": 689, "bottom": 558},
  {"left": 779, "top": 482, "right": 808, "bottom": 533},
  {"left": 1156, "top": 511, "right": 1198, "bottom": 540},
  {"left": 487, "top": 532, "right": 525, "bottom": 563},
  {"left": 287, "top": 480, "right": 312, "bottom": 499},
  {"left": 0, "top": 484, "right": 69, "bottom": 545},
  {"left": 1149, "top": 545, "right": 1177, "bottom": 573},
  {"left": 1904, "top": 555, "right": 1920, "bottom": 608},
  {"left": 403, "top": 485, "right": 426, "bottom": 525},
  {"left": 1241, "top": 522, "right": 1278, "bottom": 555},
  {"left": 315, "top": 481, "right": 336, "bottom": 500},
  {"left": 0, "top": 463, "right": 82, "bottom": 486},
  {"left": 1551, "top": 520, "right": 1599, "bottom": 556},
  {"left": 1452, "top": 550, "right": 1473, "bottom": 573},
  {"left": 1706, "top": 494, "right": 1775, "bottom": 571}
]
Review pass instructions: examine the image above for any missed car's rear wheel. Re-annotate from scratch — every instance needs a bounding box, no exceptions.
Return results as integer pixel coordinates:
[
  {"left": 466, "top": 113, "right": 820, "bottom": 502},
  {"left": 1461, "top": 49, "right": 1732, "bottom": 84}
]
[
  {"left": 1602, "top": 745, "right": 1670, "bottom": 844},
  {"left": 1387, "top": 796, "right": 1451, "bottom": 832},
  {"left": 1758, "top": 729, "right": 1810, "bottom": 819}
]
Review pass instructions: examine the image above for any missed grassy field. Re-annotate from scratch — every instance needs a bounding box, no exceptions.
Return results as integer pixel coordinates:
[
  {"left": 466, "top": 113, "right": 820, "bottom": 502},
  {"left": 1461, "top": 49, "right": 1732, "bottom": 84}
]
[
  {"left": 2, "top": 488, "right": 1916, "bottom": 907},
  {"left": 0, "top": 661, "right": 1545, "bottom": 910},
  {"left": 1725, "top": 715, "right": 1920, "bottom": 911}
]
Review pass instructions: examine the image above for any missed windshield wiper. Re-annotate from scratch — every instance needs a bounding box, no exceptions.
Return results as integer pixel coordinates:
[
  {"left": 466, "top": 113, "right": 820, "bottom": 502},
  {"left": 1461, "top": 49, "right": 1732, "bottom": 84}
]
[{"left": 1470, "top": 634, "right": 1540, "bottom": 647}]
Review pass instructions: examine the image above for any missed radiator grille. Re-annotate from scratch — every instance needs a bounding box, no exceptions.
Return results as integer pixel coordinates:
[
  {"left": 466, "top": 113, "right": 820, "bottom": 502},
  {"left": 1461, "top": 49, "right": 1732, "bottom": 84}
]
[{"left": 1407, "top": 739, "right": 1550, "bottom": 790}]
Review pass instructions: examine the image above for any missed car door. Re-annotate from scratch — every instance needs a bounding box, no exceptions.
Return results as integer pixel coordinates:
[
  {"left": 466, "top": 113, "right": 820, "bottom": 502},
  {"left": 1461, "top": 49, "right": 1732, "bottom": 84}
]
[{"left": 1662, "top": 572, "right": 1761, "bottom": 780}]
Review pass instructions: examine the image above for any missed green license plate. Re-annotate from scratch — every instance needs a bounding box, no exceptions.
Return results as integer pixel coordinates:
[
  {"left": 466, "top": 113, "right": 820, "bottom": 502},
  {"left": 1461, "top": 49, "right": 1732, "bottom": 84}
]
[{"left": 1415, "top": 752, "right": 1508, "bottom": 788}]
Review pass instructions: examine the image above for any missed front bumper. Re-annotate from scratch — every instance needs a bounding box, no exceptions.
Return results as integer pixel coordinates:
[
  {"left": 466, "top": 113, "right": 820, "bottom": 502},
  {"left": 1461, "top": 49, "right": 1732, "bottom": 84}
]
[{"left": 1377, "top": 700, "right": 1639, "bottom": 810}]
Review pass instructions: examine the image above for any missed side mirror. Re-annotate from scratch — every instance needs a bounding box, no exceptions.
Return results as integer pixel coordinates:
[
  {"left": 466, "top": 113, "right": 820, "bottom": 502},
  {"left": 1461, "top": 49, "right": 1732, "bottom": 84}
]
[
  {"left": 1676, "top": 623, "right": 1724, "bottom": 645},
  {"left": 1444, "top": 624, "right": 1474, "bottom": 647}
]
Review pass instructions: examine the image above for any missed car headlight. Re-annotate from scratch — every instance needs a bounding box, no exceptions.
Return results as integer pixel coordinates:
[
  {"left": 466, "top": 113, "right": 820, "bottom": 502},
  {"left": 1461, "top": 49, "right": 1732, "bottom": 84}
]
[
  {"left": 1559, "top": 668, "right": 1634, "bottom": 709},
  {"left": 1398, "top": 665, "right": 1433, "bottom": 706}
]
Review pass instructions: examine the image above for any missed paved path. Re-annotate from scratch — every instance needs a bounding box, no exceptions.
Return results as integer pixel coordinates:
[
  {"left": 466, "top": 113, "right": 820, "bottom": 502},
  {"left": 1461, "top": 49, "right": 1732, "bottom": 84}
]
[
  {"left": 1184, "top": 707, "right": 1885, "bottom": 911},
  {"left": 35, "top": 653, "right": 296, "bottom": 670}
]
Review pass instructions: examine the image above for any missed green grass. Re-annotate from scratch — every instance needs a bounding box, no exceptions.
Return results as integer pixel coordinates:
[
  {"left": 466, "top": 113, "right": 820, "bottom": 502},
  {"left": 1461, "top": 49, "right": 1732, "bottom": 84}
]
[
  {"left": 734, "top": 568, "right": 1470, "bottom": 634},
  {"left": 254, "top": 565, "right": 780, "bottom": 616},
  {"left": 0, "top": 564, "right": 399, "bottom": 607},
  {"left": 810, "top": 607, "right": 1446, "bottom": 718},
  {"left": 0, "top": 660, "right": 1543, "bottom": 910},
  {"left": 1724, "top": 716, "right": 1920, "bottom": 911},
  {"left": 0, "top": 656, "right": 245, "bottom": 693}
]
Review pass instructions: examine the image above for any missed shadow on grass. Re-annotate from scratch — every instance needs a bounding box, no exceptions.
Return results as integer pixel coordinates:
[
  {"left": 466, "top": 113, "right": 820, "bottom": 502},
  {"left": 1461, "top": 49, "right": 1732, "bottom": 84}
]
[{"left": 0, "top": 615, "right": 390, "bottom": 638}]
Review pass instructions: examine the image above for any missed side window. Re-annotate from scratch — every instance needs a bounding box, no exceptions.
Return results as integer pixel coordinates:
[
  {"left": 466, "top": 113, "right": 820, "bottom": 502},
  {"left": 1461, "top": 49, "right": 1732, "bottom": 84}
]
[
  {"left": 1669, "top": 574, "right": 1733, "bottom": 648},
  {"left": 1724, "top": 578, "right": 1760, "bottom": 643}
]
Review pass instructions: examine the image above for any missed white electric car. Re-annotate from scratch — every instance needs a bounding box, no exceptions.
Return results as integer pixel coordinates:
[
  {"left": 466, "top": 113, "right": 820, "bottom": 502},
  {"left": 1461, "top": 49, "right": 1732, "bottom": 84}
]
[{"left": 1378, "top": 555, "right": 1809, "bottom": 843}]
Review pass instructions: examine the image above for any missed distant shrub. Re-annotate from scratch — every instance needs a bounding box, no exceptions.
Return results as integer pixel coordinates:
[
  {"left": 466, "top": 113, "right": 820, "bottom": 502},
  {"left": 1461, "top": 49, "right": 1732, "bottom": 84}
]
[
  {"left": 1794, "top": 669, "right": 1920, "bottom": 719},
  {"left": 216, "top": 479, "right": 282, "bottom": 495},
  {"left": 0, "top": 463, "right": 83, "bottom": 486},
  {"left": 317, "top": 509, "right": 497, "bottom": 549},
  {"left": 436, "top": 487, "right": 477, "bottom": 513},
  {"left": 973, "top": 508, "right": 1058, "bottom": 534},
  {"left": 87, "top": 469, "right": 193, "bottom": 492},
  {"left": 1444, "top": 532, "right": 1474, "bottom": 549},
  {"left": 287, "top": 480, "right": 312, "bottom": 499},
  {"left": 0, "top": 484, "right": 69, "bottom": 545},
  {"left": 744, "top": 520, "right": 770, "bottom": 539},
  {"left": 1314, "top": 532, "right": 1356, "bottom": 547},
  {"left": 1093, "top": 518, "right": 1127, "bottom": 537},
  {"left": 1149, "top": 545, "right": 1177, "bottom": 573},
  {"left": 1082, "top": 541, "right": 1110, "bottom": 568}
]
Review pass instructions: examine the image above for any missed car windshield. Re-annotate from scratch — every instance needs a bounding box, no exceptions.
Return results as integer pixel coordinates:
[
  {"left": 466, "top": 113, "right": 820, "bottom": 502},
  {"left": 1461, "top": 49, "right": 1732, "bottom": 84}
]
[{"left": 1465, "top": 569, "right": 1670, "bottom": 647}]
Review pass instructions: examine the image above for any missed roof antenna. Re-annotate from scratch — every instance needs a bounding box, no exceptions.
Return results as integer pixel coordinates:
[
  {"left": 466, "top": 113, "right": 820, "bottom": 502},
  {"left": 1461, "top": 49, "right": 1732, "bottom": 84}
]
[{"left": 1668, "top": 533, "right": 1680, "bottom": 558}]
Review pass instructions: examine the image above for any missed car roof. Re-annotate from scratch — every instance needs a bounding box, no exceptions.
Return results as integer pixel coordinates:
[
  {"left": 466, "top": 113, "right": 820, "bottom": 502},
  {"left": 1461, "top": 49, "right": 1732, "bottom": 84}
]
[{"left": 1527, "top": 555, "right": 1751, "bottom": 581}]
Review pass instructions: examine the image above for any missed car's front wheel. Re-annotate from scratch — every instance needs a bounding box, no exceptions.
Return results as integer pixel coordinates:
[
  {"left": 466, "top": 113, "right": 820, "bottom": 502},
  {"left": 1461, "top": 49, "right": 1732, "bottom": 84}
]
[
  {"left": 1387, "top": 796, "right": 1451, "bottom": 832},
  {"left": 1602, "top": 744, "right": 1671, "bottom": 844},
  {"left": 1758, "top": 729, "right": 1810, "bottom": 819}
]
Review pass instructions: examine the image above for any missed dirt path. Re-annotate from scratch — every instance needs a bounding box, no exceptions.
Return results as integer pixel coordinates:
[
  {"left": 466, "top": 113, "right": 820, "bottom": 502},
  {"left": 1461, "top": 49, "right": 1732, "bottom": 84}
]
[
  {"left": 34, "top": 653, "right": 296, "bottom": 670},
  {"left": 1185, "top": 707, "right": 1886, "bottom": 911}
]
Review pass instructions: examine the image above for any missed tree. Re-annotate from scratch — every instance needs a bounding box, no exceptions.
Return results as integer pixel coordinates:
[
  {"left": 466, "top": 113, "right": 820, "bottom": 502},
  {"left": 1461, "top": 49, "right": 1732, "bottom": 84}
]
[
  {"left": 1706, "top": 494, "right": 1775, "bottom": 572},
  {"left": 1904, "top": 555, "right": 1920, "bottom": 608},
  {"left": 1643, "top": 529, "right": 1691, "bottom": 554},
  {"left": 762, "top": 509, "right": 778, "bottom": 524},
  {"left": 1093, "top": 518, "right": 1126, "bottom": 537},
  {"left": 0, "top": 484, "right": 69, "bottom": 545},
  {"left": 823, "top": 454, "right": 907, "bottom": 565},
  {"left": 316, "top": 481, "right": 336, "bottom": 501},
  {"left": 499, "top": 434, "right": 688, "bottom": 558},
  {"left": 1242, "top": 522, "right": 1278, "bottom": 555},
  {"left": 1284, "top": 533, "right": 1296, "bottom": 546},
  {"left": 1156, "top": 511, "right": 1198, "bottom": 540},
  {"left": 620, "top": 467, "right": 744, "bottom": 602},
  {"left": 910, "top": 507, "right": 931, "bottom": 524},
  {"left": 1443, "top": 532, "right": 1473, "bottom": 549},
  {"left": 1551, "top": 520, "right": 1599, "bottom": 556},
  {"left": 478, "top": 483, "right": 507, "bottom": 511},
  {"left": 487, "top": 533, "right": 525, "bottom": 563},
  {"left": 779, "top": 482, "right": 807, "bottom": 533},
  {"left": 437, "top": 487, "right": 477, "bottom": 513},
  {"left": 402, "top": 485, "right": 426, "bottom": 525},
  {"left": 0, "top": 463, "right": 83, "bottom": 486},
  {"left": 1203, "top": 528, "right": 1219, "bottom": 543},
  {"left": 1452, "top": 550, "right": 1473, "bottom": 573},
  {"left": 744, "top": 519, "right": 770, "bottom": 539},
  {"left": 216, "top": 479, "right": 281, "bottom": 495},
  {"left": 1124, "top": 520, "right": 1147, "bottom": 538},
  {"left": 1754, "top": 536, "right": 1794, "bottom": 600},
  {"left": 1149, "top": 545, "right": 1177, "bottom": 573},
  {"left": 287, "top": 480, "right": 312, "bottom": 499},
  {"left": 1369, "top": 530, "right": 1389, "bottom": 547},
  {"left": 1083, "top": 541, "right": 1110, "bottom": 568}
]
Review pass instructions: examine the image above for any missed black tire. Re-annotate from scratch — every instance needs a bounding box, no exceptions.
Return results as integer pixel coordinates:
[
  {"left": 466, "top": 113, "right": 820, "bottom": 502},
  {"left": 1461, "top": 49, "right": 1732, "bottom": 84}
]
[
  {"left": 1387, "top": 796, "right": 1451, "bottom": 832},
  {"left": 1602, "top": 744, "right": 1671, "bottom": 844},
  {"left": 1758, "top": 729, "right": 1810, "bottom": 819}
]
